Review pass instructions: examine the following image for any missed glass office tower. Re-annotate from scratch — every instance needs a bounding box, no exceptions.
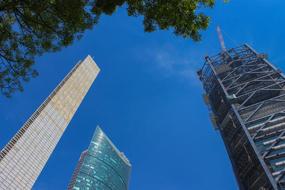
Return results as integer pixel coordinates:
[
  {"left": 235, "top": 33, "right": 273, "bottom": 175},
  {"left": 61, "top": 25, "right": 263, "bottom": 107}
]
[
  {"left": 0, "top": 55, "right": 100, "bottom": 189},
  {"left": 68, "top": 127, "right": 131, "bottom": 190}
]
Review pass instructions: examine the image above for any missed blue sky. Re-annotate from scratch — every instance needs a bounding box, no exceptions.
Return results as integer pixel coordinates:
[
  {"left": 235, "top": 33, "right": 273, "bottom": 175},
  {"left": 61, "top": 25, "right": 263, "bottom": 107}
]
[{"left": 1, "top": 1, "right": 285, "bottom": 190}]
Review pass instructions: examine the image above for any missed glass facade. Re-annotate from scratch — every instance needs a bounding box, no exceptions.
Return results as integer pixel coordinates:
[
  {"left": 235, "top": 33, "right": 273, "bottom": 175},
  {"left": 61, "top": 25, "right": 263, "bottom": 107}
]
[
  {"left": 68, "top": 127, "right": 131, "bottom": 190},
  {"left": 0, "top": 55, "right": 100, "bottom": 189}
]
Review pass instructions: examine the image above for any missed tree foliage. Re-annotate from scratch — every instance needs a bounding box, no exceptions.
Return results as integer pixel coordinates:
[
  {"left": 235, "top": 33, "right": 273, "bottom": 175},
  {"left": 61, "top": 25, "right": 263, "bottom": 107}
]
[
  {"left": 0, "top": 0, "right": 97, "bottom": 97},
  {"left": 0, "top": 0, "right": 214, "bottom": 97},
  {"left": 93, "top": 0, "right": 215, "bottom": 40}
]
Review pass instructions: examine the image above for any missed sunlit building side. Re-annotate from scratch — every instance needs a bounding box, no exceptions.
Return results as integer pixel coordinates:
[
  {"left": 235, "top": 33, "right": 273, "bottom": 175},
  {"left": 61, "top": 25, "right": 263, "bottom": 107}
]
[{"left": 0, "top": 55, "right": 99, "bottom": 189}]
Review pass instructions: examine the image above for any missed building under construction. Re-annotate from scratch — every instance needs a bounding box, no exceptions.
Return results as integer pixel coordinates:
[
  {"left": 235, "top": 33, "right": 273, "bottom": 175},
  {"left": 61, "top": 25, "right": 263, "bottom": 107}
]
[{"left": 198, "top": 42, "right": 285, "bottom": 189}]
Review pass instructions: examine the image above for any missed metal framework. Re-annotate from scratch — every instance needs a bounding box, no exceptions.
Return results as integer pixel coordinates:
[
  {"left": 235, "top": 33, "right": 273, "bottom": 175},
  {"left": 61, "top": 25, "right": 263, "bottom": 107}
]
[{"left": 198, "top": 44, "right": 285, "bottom": 190}]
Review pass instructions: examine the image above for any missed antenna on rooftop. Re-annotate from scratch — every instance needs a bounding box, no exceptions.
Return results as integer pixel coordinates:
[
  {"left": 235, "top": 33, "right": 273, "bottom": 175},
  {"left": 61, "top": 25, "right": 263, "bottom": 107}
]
[{"left": 216, "top": 26, "right": 226, "bottom": 52}]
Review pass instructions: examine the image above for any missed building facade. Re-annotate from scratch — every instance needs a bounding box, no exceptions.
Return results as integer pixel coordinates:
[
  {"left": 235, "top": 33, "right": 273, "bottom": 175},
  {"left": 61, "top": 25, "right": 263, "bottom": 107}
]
[
  {"left": 0, "top": 55, "right": 100, "bottom": 189},
  {"left": 198, "top": 44, "right": 285, "bottom": 189},
  {"left": 68, "top": 127, "right": 131, "bottom": 190}
]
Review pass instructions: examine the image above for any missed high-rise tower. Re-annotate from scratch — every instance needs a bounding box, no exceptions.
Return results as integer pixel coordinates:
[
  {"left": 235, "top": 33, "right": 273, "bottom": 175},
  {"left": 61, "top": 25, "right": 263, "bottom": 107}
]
[
  {"left": 68, "top": 127, "right": 131, "bottom": 190},
  {"left": 0, "top": 55, "right": 100, "bottom": 189},
  {"left": 198, "top": 44, "right": 285, "bottom": 189}
]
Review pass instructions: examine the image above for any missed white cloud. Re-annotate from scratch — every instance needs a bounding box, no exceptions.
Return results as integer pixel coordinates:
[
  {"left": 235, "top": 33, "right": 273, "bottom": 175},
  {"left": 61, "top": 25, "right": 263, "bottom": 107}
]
[{"left": 145, "top": 44, "right": 203, "bottom": 85}]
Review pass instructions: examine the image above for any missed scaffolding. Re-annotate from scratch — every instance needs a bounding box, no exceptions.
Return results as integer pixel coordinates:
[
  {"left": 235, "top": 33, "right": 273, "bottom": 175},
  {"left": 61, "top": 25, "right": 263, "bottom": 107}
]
[{"left": 198, "top": 44, "right": 285, "bottom": 190}]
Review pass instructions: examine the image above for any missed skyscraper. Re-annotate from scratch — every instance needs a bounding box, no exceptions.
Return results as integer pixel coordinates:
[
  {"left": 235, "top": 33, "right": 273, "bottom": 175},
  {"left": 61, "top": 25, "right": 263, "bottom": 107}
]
[
  {"left": 0, "top": 55, "right": 100, "bottom": 189},
  {"left": 68, "top": 127, "right": 131, "bottom": 190},
  {"left": 198, "top": 44, "right": 285, "bottom": 189}
]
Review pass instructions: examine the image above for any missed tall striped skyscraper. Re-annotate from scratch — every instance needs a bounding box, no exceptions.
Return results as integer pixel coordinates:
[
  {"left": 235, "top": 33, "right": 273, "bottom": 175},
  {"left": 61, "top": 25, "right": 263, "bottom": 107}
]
[
  {"left": 68, "top": 127, "right": 131, "bottom": 190},
  {"left": 0, "top": 55, "right": 100, "bottom": 189}
]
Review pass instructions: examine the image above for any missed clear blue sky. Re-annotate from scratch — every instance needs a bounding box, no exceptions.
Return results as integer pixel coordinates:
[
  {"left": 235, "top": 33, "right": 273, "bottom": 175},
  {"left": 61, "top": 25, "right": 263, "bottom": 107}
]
[{"left": 1, "top": 1, "right": 285, "bottom": 190}]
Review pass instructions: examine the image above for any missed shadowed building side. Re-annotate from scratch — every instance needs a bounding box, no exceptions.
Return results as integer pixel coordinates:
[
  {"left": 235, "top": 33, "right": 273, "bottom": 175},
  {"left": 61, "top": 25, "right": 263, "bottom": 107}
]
[
  {"left": 68, "top": 150, "right": 88, "bottom": 190},
  {"left": 0, "top": 55, "right": 100, "bottom": 189},
  {"left": 68, "top": 127, "right": 131, "bottom": 190},
  {"left": 198, "top": 44, "right": 285, "bottom": 189}
]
